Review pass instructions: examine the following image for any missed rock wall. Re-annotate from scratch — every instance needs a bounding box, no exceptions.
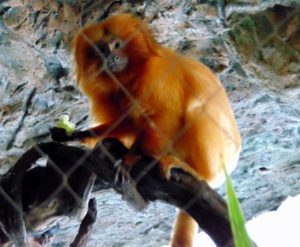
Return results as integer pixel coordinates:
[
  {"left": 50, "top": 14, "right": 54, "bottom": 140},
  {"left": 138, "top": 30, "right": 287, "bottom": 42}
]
[{"left": 0, "top": 0, "right": 299, "bottom": 246}]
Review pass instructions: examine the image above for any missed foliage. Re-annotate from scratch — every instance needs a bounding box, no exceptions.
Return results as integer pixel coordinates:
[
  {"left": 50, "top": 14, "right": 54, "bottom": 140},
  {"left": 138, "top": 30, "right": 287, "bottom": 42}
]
[{"left": 225, "top": 168, "right": 254, "bottom": 247}]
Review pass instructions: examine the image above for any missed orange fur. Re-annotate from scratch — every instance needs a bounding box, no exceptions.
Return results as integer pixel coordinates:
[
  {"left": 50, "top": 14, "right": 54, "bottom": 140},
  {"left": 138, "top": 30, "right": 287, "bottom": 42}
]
[{"left": 73, "top": 13, "right": 241, "bottom": 247}]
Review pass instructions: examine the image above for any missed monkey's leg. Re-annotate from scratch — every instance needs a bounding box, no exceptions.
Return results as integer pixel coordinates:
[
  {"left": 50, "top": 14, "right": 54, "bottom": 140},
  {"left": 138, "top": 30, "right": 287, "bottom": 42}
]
[
  {"left": 158, "top": 156, "right": 202, "bottom": 247},
  {"left": 171, "top": 210, "right": 198, "bottom": 247}
]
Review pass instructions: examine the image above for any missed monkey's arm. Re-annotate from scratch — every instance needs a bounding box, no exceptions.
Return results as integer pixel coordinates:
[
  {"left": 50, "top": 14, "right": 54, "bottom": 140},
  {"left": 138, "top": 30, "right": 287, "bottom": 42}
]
[
  {"left": 50, "top": 124, "right": 110, "bottom": 141},
  {"left": 50, "top": 120, "right": 137, "bottom": 143}
]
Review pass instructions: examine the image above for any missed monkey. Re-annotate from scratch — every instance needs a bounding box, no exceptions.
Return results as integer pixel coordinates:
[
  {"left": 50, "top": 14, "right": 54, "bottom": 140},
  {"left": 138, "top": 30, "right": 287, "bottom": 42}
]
[{"left": 71, "top": 13, "right": 241, "bottom": 247}]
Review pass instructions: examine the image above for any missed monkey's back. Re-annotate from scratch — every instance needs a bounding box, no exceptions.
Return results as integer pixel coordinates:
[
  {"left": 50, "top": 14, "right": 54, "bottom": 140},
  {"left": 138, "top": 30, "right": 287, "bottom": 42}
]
[{"left": 173, "top": 53, "right": 242, "bottom": 186}]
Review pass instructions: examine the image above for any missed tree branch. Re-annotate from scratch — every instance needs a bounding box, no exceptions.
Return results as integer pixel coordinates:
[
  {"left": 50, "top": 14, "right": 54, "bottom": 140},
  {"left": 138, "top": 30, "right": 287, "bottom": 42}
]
[{"left": 0, "top": 137, "right": 247, "bottom": 247}]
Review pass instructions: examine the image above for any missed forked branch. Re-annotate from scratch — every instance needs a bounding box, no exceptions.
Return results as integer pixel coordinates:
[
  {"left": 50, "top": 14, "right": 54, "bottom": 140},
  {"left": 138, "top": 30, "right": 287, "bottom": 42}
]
[{"left": 0, "top": 137, "right": 237, "bottom": 247}]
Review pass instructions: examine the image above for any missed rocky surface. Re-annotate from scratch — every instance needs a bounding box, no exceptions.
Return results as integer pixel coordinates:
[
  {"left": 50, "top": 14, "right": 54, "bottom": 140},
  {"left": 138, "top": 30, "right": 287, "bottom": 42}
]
[{"left": 0, "top": 0, "right": 299, "bottom": 246}]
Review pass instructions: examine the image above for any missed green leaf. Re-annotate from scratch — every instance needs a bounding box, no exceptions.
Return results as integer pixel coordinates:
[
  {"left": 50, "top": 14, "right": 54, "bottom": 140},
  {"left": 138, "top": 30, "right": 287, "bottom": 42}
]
[
  {"left": 56, "top": 115, "right": 76, "bottom": 136},
  {"left": 225, "top": 167, "right": 254, "bottom": 247}
]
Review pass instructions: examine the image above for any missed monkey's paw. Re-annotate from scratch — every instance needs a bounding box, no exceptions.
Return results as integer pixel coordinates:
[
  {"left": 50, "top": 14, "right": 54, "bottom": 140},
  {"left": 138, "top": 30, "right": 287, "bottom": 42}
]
[
  {"left": 114, "top": 158, "right": 149, "bottom": 211},
  {"left": 159, "top": 156, "right": 201, "bottom": 181},
  {"left": 49, "top": 127, "right": 72, "bottom": 142}
]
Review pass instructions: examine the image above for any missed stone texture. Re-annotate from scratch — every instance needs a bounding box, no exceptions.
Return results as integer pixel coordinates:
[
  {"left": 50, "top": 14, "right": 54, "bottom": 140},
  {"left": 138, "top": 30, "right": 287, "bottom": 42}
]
[{"left": 0, "top": 0, "right": 299, "bottom": 246}]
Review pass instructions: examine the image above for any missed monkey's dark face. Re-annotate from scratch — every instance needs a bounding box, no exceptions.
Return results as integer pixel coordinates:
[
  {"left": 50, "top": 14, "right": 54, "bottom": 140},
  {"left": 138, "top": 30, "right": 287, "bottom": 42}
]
[
  {"left": 74, "top": 14, "right": 156, "bottom": 91},
  {"left": 88, "top": 35, "right": 129, "bottom": 74}
]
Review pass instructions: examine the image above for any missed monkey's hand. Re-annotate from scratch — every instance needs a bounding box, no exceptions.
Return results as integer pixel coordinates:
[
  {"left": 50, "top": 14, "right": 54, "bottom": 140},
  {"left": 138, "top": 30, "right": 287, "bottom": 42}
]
[
  {"left": 50, "top": 127, "right": 96, "bottom": 142},
  {"left": 114, "top": 155, "right": 149, "bottom": 211},
  {"left": 50, "top": 127, "right": 75, "bottom": 142}
]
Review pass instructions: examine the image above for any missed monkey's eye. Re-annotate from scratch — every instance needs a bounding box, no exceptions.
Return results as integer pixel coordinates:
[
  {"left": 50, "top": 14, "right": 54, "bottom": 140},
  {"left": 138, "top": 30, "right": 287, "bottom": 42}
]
[
  {"left": 109, "top": 39, "right": 125, "bottom": 51},
  {"left": 114, "top": 40, "right": 122, "bottom": 49}
]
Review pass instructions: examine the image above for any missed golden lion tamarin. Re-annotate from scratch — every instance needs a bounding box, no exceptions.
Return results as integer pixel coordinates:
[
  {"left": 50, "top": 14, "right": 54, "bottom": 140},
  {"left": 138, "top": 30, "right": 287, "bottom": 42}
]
[{"left": 72, "top": 13, "right": 241, "bottom": 247}]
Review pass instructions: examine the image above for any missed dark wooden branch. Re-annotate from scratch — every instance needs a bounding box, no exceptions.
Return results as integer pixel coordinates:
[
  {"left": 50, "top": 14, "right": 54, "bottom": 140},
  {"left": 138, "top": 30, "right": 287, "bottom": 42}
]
[
  {"left": 0, "top": 135, "right": 253, "bottom": 247},
  {"left": 71, "top": 198, "right": 97, "bottom": 247},
  {"left": 0, "top": 142, "right": 95, "bottom": 247},
  {"left": 111, "top": 153, "right": 233, "bottom": 247}
]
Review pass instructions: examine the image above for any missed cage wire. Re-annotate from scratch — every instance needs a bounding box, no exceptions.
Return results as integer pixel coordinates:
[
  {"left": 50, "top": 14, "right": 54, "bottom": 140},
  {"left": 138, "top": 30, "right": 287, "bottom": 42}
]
[{"left": 0, "top": 1, "right": 299, "bottom": 246}]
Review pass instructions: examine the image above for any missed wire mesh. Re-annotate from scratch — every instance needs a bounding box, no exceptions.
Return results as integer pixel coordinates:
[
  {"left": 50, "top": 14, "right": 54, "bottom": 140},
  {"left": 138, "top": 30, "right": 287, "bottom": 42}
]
[{"left": 0, "top": 1, "right": 299, "bottom": 246}]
